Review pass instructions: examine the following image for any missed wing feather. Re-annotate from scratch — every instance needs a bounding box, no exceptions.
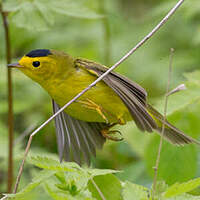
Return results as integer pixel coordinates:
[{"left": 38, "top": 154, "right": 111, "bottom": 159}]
[
  {"left": 52, "top": 100, "right": 106, "bottom": 165},
  {"left": 75, "top": 59, "right": 157, "bottom": 132}
]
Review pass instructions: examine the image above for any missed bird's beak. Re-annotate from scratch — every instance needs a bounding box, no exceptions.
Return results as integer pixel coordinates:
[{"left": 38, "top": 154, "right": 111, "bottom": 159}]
[{"left": 7, "top": 63, "right": 23, "bottom": 68}]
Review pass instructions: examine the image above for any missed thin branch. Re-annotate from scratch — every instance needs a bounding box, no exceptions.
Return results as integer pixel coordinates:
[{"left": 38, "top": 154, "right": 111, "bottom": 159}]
[
  {"left": 13, "top": 0, "right": 185, "bottom": 193},
  {"left": 0, "top": 4, "right": 14, "bottom": 193},
  {"left": 91, "top": 178, "right": 106, "bottom": 200},
  {"left": 13, "top": 136, "right": 33, "bottom": 193},
  {"left": 152, "top": 48, "right": 174, "bottom": 199}
]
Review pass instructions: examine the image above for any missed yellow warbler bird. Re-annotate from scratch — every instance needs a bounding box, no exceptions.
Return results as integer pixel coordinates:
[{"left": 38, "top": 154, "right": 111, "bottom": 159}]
[{"left": 8, "top": 49, "right": 199, "bottom": 165}]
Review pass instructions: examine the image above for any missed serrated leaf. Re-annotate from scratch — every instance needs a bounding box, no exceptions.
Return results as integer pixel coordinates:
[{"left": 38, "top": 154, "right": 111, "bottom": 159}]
[
  {"left": 88, "top": 174, "right": 122, "bottom": 200},
  {"left": 32, "top": 169, "right": 56, "bottom": 182},
  {"left": 122, "top": 181, "right": 149, "bottom": 200},
  {"left": 6, "top": 170, "right": 55, "bottom": 199},
  {"left": 28, "top": 156, "right": 80, "bottom": 172},
  {"left": 64, "top": 171, "right": 90, "bottom": 190},
  {"left": 86, "top": 168, "right": 120, "bottom": 178},
  {"left": 164, "top": 178, "right": 200, "bottom": 198},
  {"left": 45, "top": 184, "right": 73, "bottom": 200},
  {"left": 45, "top": 182, "right": 95, "bottom": 200}
]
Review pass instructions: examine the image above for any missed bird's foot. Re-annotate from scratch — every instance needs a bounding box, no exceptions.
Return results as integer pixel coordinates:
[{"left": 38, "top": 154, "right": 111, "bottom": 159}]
[
  {"left": 101, "top": 129, "right": 123, "bottom": 141},
  {"left": 78, "top": 99, "right": 109, "bottom": 123}
]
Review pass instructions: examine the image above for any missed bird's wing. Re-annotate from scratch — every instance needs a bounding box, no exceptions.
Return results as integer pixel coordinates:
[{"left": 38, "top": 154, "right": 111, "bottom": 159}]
[
  {"left": 75, "top": 59, "right": 157, "bottom": 132},
  {"left": 52, "top": 100, "right": 106, "bottom": 165},
  {"left": 147, "top": 104, "right": 200, "bottom": 145}
]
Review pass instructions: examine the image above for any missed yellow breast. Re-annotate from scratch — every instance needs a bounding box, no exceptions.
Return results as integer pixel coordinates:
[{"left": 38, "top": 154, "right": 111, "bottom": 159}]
[{"left": 43, "top": 67, "right": 131, "bottom": 123}]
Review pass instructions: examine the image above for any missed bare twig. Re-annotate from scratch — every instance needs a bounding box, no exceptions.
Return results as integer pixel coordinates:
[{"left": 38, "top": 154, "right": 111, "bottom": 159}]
[
  {"left": 152, "top": 48, "right": 174, "bottom": 199},
  {"left": 13, "top": 0, "right": 185, "bottom": 193},
  {"left": 0, "top": 4, "right": 14, "bottom": 193},
  {"left": 13, "top": 136, "right": 33, "bottom": 193},
  {"left": 91, "top": 178, "right": 106, "bottom": 200}
]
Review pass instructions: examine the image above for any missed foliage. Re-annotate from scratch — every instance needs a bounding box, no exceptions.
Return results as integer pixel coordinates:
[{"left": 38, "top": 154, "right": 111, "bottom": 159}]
[
  {"left": 2, "top": 155, "right": 200, "bottom": 200},
  {"left": 3, "top": 0, "right": 103, "bottom": 31},
  {"left": 1, "top": 0, "right": 200, "bottom": 199}
]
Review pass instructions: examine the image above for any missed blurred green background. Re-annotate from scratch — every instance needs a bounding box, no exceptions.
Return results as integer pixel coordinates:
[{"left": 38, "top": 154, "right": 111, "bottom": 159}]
[{"left": 1, "top": 0, "right": 200, "bottom": 196}]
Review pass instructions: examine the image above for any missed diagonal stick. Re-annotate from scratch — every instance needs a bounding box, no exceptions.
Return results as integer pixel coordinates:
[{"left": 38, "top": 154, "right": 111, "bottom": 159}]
[
  {"left": 13, "top": 0, "right": 185, "bottom": 194},
  {"left": 91, "top": 178, "right": 106, "bottom": 200}
]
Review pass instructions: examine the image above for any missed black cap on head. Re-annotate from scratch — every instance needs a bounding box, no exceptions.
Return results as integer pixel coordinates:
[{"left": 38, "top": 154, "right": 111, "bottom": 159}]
[{"left": 26, "top": 49, "right": 52, "bottom": 57}]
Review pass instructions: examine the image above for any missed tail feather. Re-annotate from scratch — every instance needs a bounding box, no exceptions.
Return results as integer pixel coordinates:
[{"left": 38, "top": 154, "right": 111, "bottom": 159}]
[{"left": 147, "top": 104, "right": 200, "bottom": 146}]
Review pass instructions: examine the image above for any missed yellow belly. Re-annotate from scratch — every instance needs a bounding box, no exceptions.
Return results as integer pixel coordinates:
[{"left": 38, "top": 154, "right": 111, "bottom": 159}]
[{"left": 43, "top": 68, "right": 131, "bottom": 123}]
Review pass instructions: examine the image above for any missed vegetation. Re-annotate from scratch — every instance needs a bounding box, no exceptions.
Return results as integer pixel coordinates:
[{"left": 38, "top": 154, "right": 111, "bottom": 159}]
[{"left": 0, "top": 0, "right": 200, "bottom": 199}]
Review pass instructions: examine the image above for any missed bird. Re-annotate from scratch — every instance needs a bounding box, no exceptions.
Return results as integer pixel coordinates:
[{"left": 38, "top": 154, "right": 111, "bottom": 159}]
[{"left": 8, "top": 49, "right": 200, "bottom": 165}]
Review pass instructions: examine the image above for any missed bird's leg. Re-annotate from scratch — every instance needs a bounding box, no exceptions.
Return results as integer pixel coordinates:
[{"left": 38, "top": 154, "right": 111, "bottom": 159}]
[
  {"left": 101, "top": 123, "right": 124, "bottom": 141},
  {"left": 78, "top": 99, "right": 109, "bottom": 123}
]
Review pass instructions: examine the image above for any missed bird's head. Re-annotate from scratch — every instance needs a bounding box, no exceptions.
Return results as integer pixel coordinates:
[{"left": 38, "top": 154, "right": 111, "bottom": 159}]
[{"left": 8, "top": 49, "right": 74, "bottom": 84}]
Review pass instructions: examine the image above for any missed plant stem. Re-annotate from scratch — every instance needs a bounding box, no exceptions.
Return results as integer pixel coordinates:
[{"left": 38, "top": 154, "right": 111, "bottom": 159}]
[
  {"left": 152, "top": 48, "right": 174, "bottom": 199},
  {"left": 13, "top": 0, "right": 184, "bottom": 193},
  {"left": 0, "top": 4, "right": 14, "bottom": 193}
]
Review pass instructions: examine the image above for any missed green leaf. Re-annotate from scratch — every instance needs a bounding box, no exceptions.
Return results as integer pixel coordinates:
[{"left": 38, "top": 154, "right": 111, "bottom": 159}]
[
  {"left": 48, "top": 0, "right": 103, "bottom": 19},
  {"left": 45, "top": 183, "right": 74, "bottom": 200},
  {"left": 88, "top": 174, "right": 122, "bottom": 200},
  {"left": 144, "top": 70, "right": 200, "bottom": 185},
  {"left": 122, "top": 181, "right": 149, "bottom": 200},
  {"left": 144, "top": 135, "right": 197, "bottom": 185},
  {"left": 6, "top": 170, "right": 55, "bottom": 199},
  {"left": 45, "top": 182, "right": 95, "bottom": 200},
  {"left": 86, "top": 168, "right": 120, "bottom": 177},
  {"left": 166, "top": 193, "right": 200, "bottom": 200},
  {"left": 155, "top": 70, "right": 200, "bottom": 116},
  {"left": 164, "top": 178, "right": 200, "bottom": 198},
  {"left": 62, "top": 171, "right": 90, "bottom": 191},
  {"left": 28, "top": 155, "right": 80, "bottom": 172},
  {"left": 10, "top": 1, "right": 51, "bottom": 31},
  {"left": 3, "top": 0, "right": 103, "bottom": 31},
  {"left": 116, "top": 161, "right": 149, "bottom": 184},
  {"left": 2, "top": 0, "right": 21, "bottom": 12}
]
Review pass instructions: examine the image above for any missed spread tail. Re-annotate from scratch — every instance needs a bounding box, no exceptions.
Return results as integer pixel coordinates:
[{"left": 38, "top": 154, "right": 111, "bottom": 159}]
[{"left": 147, "top": 104, "right": 200, "bottom": 146}]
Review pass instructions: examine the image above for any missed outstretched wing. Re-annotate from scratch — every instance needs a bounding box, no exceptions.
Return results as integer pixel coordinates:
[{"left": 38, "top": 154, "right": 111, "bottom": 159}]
[
  {"left": 75, "top": 59, "right": 157, "bottom": 132},
  {"left": 52, "top": 100, "right": 106, "bottom": 165},
  {"left": 147, "top": 104, "right": 200, "bottom": 145}
]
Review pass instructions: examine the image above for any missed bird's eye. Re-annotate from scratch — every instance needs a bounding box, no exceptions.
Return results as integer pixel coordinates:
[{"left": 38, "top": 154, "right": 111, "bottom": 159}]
[{"left": 32, "top": 61, "right": 40, "bottom": 67}]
